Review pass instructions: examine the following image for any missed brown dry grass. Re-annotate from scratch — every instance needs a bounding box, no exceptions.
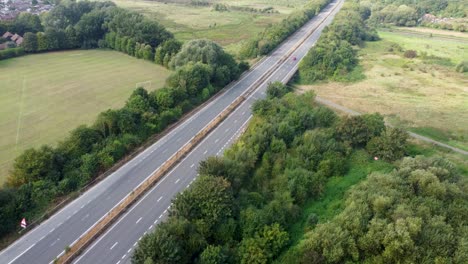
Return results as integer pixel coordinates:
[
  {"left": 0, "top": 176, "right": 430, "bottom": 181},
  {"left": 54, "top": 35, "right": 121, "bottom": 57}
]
[{"left": 299, "top": 30, "right": 468, "bottom": 150}]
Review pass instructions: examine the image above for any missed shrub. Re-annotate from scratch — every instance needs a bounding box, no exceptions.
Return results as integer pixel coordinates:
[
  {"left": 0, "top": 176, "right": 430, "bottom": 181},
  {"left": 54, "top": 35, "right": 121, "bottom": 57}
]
[
  {"left": 404, "top": 49, "right": 417, "bottom": 58},
  {"left": 455, "top": 60, "right": 468, "bottom": 73}
]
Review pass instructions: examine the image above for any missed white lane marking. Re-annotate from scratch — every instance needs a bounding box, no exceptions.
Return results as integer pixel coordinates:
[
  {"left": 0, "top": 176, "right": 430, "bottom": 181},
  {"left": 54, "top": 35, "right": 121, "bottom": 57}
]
[
  {"left": 162, "top": 148, "right": 167, "bottom": 153},
  {"left": 154, "top": 219, "right": 158, "bottom": 224},
  {"left": 159, "top": 214, "right": 163, "bottom": 219},
  {"left": 133, "top": 242, "right": 138, "bottom": 247},
  {"left": 225, "top": 128, "right": 229, "bottom": 132},
  {"left": 215, "top": 139, "right": 219, "bottom": 143},
  {"left": 163, "top": 209, "right": 167, "bottom": 214},
  {"left": 80, "top": 205, "right": 84, "bottom": 209},
  {"left": 116, "top": 261, "right": 120, "bottom": 264},
  {"left": 149, "top": 225, "right": 154, "bottom": 230},
  {"left": 136, "top": 217, "right": 143, "bottom": 224},
  {"left": 122, "top": 254, "right": 126, "bottom": 259},
  {"left": 49, "top": 227, "right": 55, "bottom": 233},
  {"left": 50, "top": 240, "right": 58, "bottom": 247},
  {"left": 157, "top": 196, "right": 163, "bottom": 202},
  {"left": 242, "top": 111, "right": 246, "bottom": 115},
  {"left": 175, "top": 178, "right": 180, "bottom": 184},
  {"left": 127, "top": 248, "right": 132, "bottom": 253},
  {"left": 234, "top": 120, "right": 238, "bottom": 123},
  {"left": 81, "top": 214, "right": 90, "bottom": 221},
  {"left": 190, "top": 163, "right": 195, "bottom": 168},
  {"left": 110, "top": 242, "right": 118, "bottom": 250},
  {"left": 5, "top": 243, "right": 36, "bottom": 264},
  {"left": 204, "top": 150, "right": 208, "bottom": 154}
]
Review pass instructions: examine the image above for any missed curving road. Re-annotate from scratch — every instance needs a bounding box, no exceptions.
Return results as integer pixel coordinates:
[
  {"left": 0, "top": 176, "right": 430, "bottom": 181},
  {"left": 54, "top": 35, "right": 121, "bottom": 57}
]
[{"left": 0, "top": 1, "right": 343, "bottom": 263}]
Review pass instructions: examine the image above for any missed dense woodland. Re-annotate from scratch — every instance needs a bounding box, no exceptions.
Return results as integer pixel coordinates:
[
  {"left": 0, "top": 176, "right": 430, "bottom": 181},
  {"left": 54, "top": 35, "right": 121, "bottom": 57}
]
[
  {"left": 132, "top": 84, "right": 412, "bottom": 263},
  {"left": 0, "top": 34, "right": 243, "bottom": 243},
  {"left": 288, "top": 156, "right": 468, "bottom": 263},
  {"left": 0, "top": 0, "right": 175, "bottom": 62}
]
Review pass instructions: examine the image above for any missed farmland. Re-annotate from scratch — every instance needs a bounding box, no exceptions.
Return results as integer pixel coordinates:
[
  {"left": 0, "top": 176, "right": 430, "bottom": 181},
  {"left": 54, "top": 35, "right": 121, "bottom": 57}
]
[
  {"left": 109, "top": 0, "right": 309, "bottom": 55},
  {"left": 0, "top": 49, "right": 170, "bottom": 184},
  {"left": 300, "top": 29, "right": 468, "bottom": 151}
]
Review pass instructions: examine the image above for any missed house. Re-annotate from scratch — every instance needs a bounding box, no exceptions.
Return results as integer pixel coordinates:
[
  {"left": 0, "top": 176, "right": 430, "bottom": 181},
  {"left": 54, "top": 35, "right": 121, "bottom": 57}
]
[
  {"left": 11, "top": 33, "right": 20, "bottom": 41},
  {"left": 2, "top": 31, "right": 13, "bottom": 39},
  {"left": 15, "top": 36, "right": 24, "bottom": 46}
]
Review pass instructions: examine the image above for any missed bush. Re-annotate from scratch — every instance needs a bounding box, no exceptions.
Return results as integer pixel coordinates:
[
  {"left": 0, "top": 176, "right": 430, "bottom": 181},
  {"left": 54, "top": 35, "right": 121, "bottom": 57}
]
[
  {"left": 455, "top": 60, "right": 468, "bottom": 73},
  {"left": 404, "top": 49, "right": 417, "bottom": 58}
]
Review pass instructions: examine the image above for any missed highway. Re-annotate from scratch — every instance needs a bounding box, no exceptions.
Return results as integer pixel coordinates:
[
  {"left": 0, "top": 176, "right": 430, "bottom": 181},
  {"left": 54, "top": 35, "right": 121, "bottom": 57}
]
[{"left": 0, "top": 1, "right": 343, "bottom": 263}]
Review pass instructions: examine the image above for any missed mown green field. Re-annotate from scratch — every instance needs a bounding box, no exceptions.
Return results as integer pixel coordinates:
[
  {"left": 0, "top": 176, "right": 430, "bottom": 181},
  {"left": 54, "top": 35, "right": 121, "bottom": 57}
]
[
  {"left": 0, "top": 49, "right": 171, "bottom": 184},
  {"left": 109, "top": 0, "right": 308, "bottom": 55},
  {"left": 301, "top": 29, "right": 468, "bottom": 151}
]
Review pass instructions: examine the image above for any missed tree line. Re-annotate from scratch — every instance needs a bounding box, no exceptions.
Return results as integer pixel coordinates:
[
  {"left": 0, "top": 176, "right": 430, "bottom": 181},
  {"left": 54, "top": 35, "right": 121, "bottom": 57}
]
[
  {"left": 131, "top": 83, "right": 409, "bottom": 264},
  {"left": 298, "top": 1, "right": 378, "bottom": 83},
  {"left": 0, "top": 39, "right": 244, "bottom": 241},
  {"left": 366, "top": 0, "right": 466, "bottom": 31},
  {"left": 238, "top": 0, "right": 332, "bottom": 59},
  {"left": 0, "top": 0, "right": 174, "bottom": 61}
]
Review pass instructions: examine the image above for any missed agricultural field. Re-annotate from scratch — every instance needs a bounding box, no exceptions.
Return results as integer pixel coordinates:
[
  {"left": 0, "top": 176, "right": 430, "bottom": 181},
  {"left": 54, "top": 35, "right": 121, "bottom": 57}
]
[
  {"left": 109, "top": 0, "right": 309, "bottom": 55},
  {"left": 0, "top": 49, "right": 171, "bottom": 184},
  {"left": 300, "top": 29, "right": 468, "bottom": 151}
]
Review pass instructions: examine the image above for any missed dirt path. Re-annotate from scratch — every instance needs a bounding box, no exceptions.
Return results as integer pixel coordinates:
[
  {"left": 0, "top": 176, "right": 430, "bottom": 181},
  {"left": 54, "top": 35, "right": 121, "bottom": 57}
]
[{"left": 315, "top": 96, "right": 468, "bottom": 156}]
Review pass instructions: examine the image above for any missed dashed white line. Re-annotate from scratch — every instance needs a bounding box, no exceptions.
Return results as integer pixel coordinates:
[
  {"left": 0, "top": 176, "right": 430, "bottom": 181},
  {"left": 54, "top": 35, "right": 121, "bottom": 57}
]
[
  {"left": 49, "top": 227, "right": 55, "bottom": 233},
  {"left": 163, "top": 209, "right": 167, "bottom": 214},
  {"left": 175, "top": 178, "right": 180, "bottom": 184},
  {"left": 121, "top": 254, "right": 126, "bottom": 260},
  {"left": 136, "top": 217, "right": 143, "bottom": 224},
  {"left": 154, "top": 219, "right": 158, "bottom": 224},
  {"left": 110, "top": 242, "right": 118, "bottom": 250},
  {"left": 242, "top": 111, "right": 246, "bottom": 115},
  {"left": 204, "top": 150, "right": 208, "bottom": 154},
  {"left": 116, "top": 261, "right": 121, "bottom": 264},
  {"left": 157, "top": 196, "right": 163, "bottom": 202},
  {"left": 149, "top": 225, "right": 154, "bottom": 230},
  {"left": 190, "top": 163, "right": 195, "bottom": 168},
  {"left": 127, "top": 248, "right": 132, "bottom": 253},
  {"left": 215, "top": 138, "right": 219, "bottom": 143},
  {"left": 133, "top": 242, "right": 138, "bottom": 247},
  {"left": 158, "top": 214, "right": 163, "bottom": 219}
]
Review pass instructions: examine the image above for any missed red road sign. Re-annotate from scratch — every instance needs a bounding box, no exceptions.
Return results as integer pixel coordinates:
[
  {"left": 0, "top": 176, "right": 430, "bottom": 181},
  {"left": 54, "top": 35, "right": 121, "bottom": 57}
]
[{"left": 20, "top": 218, "right": 27, "bottom": 228}]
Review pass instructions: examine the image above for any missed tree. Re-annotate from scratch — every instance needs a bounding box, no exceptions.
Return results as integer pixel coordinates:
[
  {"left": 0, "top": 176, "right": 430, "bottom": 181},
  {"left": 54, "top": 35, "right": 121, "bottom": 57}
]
[
  {"left": 7, "top": 146, "right": 62, "bottom": 188},
  {"left": 199, "top": 245, "right": 227, "bottom": 264},
  {"left": 366, "top": 128, "right": 408, "bottom": 161},
  {"left": 170, "top": 175, "right": 234, "bottom": 238},
  {"left": 13, "top": 13, "right": 43, "bottom": 35},
  {"left": 22, "top": 32, "right": 38, "bottom": 52},
  {"left": 335, "top": 114, "right": 385, "bottom": 147},
  {"left": 266, "top": 81, "right": 291, "bottom": 99}
]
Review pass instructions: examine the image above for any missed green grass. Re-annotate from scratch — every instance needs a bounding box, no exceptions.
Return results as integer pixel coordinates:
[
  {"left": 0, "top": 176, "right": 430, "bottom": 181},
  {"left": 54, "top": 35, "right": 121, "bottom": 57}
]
[
  {"left": 109, "top": 0, "right": 308, "bottom": 55},
  {"left": 409, "top": 127, "right": 468, "bottom": 152},
  {"left": 0, "top": 49, "right": 171, "bottom": 184},
  {"left": 379, "top": 31, "right": 468, "bottom": 64},
  {"left": 274, "top": 150, "right": 394, "bottom": 263}
]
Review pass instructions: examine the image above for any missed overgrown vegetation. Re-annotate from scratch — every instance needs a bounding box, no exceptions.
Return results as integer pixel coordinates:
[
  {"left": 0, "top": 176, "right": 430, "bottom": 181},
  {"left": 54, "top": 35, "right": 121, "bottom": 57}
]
[
  {"left": 289, "top": 156, "right": 467, "bottom": 263},
  {"left": 132, "top": 85, "right": 409, "bottom": 263},
  {"left": 298, "top": 1, "right": 378, "bottom": 83}
]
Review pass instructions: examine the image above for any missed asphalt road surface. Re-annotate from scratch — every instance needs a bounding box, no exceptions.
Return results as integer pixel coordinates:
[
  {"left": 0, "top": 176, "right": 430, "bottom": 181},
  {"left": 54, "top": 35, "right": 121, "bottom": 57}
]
[{"left": 0, "top": 1, "right": 343, "bottom": 263}]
